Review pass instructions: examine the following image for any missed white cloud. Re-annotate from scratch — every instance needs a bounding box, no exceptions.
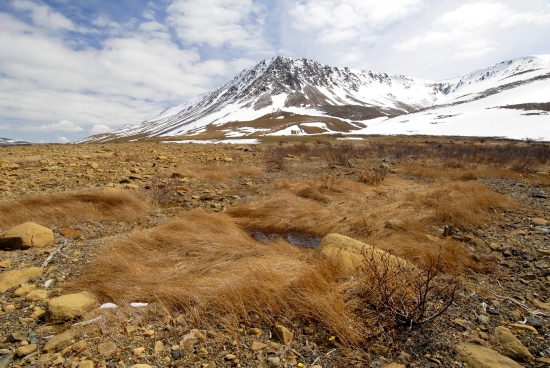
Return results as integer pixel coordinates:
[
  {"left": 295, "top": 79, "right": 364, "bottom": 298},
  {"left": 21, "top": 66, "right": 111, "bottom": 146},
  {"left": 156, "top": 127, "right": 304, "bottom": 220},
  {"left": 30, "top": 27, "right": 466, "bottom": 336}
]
[
  {"left": 289, "top": 0, "right": 423, "bottom": 44},
  {"left": 12, "top": 0, "right": 76, "bottom": 31},
  {"left": 167, "top": 0, "right": 271, "bottom": 53},
  {"left": 25, "top": 120, "right": 84, "bottom": 133},
  {"left": 393, "top": 2, "right": 550, "bottom": 59},
  {"left": 90, "top": 124, "right": 111, "bottom": 135},
  {"left": 56, "top": 136, "right": 70, "bottom": 143}
]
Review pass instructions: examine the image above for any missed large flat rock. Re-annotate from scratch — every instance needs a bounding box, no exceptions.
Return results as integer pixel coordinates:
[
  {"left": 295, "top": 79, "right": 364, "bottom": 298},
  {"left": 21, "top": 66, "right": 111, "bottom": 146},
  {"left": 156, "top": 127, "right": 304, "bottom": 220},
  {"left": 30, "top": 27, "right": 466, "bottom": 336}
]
[{"left": 455, "top": 342, "right": 523, "bottom": 368}]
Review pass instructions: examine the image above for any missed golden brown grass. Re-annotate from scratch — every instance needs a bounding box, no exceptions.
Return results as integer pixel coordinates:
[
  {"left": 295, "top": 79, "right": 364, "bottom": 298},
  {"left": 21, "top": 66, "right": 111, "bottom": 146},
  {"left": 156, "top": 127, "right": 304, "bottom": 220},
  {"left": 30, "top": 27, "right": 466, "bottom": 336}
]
[
  {"left": 398, "top": 162, "right": 522, "bottom": 180},
  {"left": 169, "top": 164, "right": 264, "bottom": 181},
  {"left": 0, "top": 189, "right": 152, "bottom": 230},
  {"left": 69, "top": 209, "right": 365, "bottom": 344},
  {"left": 412, "top": 181, "right": 514, "bottom": 230}
]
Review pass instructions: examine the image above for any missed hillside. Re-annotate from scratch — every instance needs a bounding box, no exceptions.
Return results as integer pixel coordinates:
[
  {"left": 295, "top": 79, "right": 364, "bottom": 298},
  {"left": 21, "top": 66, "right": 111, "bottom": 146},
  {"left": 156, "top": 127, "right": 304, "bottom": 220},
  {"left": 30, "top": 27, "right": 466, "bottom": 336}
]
[{"left": 81, "top": 55, "right": 550, "bottom": 142}]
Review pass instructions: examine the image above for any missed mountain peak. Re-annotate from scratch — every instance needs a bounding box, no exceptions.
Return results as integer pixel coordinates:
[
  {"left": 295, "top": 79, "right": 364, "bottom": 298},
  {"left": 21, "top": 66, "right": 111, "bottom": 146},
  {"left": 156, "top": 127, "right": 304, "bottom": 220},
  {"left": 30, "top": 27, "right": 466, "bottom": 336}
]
[{"left": 81, "top": 55, "right": 550, "bottom": 143}]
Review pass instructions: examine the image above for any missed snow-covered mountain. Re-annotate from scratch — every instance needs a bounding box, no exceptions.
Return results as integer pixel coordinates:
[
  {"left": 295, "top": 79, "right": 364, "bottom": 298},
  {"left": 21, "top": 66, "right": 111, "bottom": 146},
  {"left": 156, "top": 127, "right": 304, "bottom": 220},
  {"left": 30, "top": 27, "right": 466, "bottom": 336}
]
[
  {"left": 83, "top": 55, "right": 550, "bottom": 142},
  {"left": 0, "top": 138, "right": 31, "bottom": 146}
]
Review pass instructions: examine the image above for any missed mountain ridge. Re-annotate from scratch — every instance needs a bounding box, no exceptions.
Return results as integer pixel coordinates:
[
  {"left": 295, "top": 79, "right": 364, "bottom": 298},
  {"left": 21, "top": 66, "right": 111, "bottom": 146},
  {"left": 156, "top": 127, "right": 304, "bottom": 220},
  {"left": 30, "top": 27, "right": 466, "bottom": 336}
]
[{"left": 81, "top": 55, "right": 550, "bottom": 142}]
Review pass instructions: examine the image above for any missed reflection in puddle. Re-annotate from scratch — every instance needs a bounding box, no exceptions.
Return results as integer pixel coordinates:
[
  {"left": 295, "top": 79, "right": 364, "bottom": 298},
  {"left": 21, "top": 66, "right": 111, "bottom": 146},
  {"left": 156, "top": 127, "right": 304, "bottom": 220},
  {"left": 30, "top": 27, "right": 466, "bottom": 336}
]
[{"left": 247, "top": 230, "right": 322, "bottom": 248}]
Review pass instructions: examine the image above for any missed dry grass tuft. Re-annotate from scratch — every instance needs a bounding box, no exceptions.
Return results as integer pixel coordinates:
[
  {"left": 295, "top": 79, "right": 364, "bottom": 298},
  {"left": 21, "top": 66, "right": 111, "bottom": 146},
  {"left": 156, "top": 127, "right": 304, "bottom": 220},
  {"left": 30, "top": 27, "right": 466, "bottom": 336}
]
[
  {"left": 414, "top": 182, "right": 513, "bottom": 231},
  {"left": 169, "top": 164, "right": 263, "bottom": 181},
  {"left": 69, "top": 209, "right": 364, "bottom": 344},
  {"left": 0, "top": 189, "right": 152, "bottom": 230}
]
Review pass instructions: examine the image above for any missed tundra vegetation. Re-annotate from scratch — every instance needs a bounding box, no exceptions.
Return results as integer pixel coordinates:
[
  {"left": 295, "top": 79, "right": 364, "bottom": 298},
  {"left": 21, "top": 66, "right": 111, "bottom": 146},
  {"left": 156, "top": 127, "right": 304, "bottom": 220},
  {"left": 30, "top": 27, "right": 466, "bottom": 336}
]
[{"left": 0, "top": 135, "right": 549, "bottom": 367}]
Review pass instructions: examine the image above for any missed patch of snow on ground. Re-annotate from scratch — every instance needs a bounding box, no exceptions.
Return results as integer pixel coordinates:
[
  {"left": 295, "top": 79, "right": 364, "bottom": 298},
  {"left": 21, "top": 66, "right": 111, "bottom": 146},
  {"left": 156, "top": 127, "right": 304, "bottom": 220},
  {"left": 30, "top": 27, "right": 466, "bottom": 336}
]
[{"left": 162, "top": 139, "right": 261, "bottom": 144}]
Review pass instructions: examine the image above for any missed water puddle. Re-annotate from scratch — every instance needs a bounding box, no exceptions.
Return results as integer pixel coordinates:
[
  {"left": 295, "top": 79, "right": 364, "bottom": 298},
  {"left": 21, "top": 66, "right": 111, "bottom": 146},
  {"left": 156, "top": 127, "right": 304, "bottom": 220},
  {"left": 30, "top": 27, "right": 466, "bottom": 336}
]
[{"left": 247, "top": 230, "right": 322, "bottom": 248}]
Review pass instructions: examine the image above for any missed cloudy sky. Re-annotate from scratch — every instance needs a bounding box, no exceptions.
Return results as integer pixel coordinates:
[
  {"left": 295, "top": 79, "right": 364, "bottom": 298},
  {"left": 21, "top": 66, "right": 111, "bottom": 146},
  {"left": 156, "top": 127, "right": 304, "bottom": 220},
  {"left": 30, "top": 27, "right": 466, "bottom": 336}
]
[{"left": 1, "top": 0, "right": 549, "bottom": 143}]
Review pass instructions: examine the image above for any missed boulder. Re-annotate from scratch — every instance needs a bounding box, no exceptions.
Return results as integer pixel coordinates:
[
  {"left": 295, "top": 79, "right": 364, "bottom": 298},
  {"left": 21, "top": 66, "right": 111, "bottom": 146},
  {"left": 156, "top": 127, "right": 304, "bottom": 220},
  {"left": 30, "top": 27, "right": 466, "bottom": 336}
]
[
  {"left": 314, "top": 233, "right": 414, "bottom": 276},
  {"left": 46, "top": 291, "right": 97, "bottom": 322},
  {"left": 0, "top": 267, "right": 43, "bottom": 293},
  {"left": 455, "top": 342, "right": 522, "bottom": 368},
  {"left": 494, "top": 326, "right": 534, "bottom": 363},
  {"left": 0, "top": 222, "right": 54, "bottom": 249}
]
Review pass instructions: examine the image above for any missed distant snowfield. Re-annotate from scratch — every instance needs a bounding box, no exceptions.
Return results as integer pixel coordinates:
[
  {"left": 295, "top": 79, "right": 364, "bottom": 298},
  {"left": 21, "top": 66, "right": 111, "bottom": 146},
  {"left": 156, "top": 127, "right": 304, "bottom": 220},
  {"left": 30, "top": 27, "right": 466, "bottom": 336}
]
[
  {"left": 356, "top": 79, "right": 550, "bottom": 140},
  {"left": 162, "top": 139, "right": 260, "bottom": 144}
]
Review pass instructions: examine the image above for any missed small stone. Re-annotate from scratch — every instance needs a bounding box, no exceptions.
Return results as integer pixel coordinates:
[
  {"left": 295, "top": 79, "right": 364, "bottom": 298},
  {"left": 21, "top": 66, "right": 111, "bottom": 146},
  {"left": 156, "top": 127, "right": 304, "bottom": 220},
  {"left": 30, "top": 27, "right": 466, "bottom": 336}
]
[
  {"left": 72, "top": 341, "right": 88, "bottom": 352},
  {"left": 369, "top": 343, "right": 389, "bottom": 355},
  {"left": 534, "top": 261, "right": 549, "bottom": 269},
  {"left": 526, "top": 317, "right": 544, "bottom": 328},
  {"left": 508, "top": 323, "right": 538, "bottom": 334},
  {"left": 25, "top": 289, "right": 49, "bottom": 302},
  {"left": 304, "top": 326, "right": 314, "bottom": 335},
  {"left": 133, "top": 347, "right": 145, "bottom": 355},
  {"left": 97, "top": 341, "right": 117, "bottom": 357},
  {"left": 2, "top": 304, "right": 15, "bottom": 312},
  {"left": 126, "top": 325, "right": 139, "bottom": 334},
  {"left": 171, "top": 350, "right": 183, "bottom": 360},
  {"left": 0, "top": 259, "right": 12, "bottom": 268},
  {"left": 396, "top": 351, "right": 411, "bottom": 363},
  {"left": 273, "top": 324, "right": 293, "bottom": 345},
  {"left": 0, "top": 354, "right": 14, "bottom": 368},
  {"left": 225, "top": 354, "right": 236, "bottom": 360},
  {"left": 250, "top": 341, "right": 268, "bottom": 351},
  {"left": 78, "top": 361, "right": 94, "bottom": 368},
  {"left": 489, "top": 243, "right": 501, "bottom": 251},
  {"left": 250, "top": 328, "right": 263, "bottom": 336},
  {"left": 129, "top": 365, "right": 152, "bottom": 368},
  {"left": 16, "top": 344, "right": 37, "bottom": 357},
  {"left": 532, "top": 218, "right": 549, "bottom": 226},
  {"left": 180, "top": 329, "right": 206, "bottom": 348},
  {"left": 143, "top": 329, "right": 155, "bottom": 337},
  {"left": 13, "top": 284, "right": 36, "bottom": 297},
  {"left": 154, "top": 340, "right": 164, "bottom": 354},
  {"left": 30, "top": 306, "right": 46, "bottom": 319},
  {"left": 266, "top": 356, "right": 280, "bottom": 367},
  {"left": 477, "top": 314, "right": 489, "bottom": 325},
  {"left": 7, "top": 331, "right": 27, "bottom": 342},
  {"left": 455, "top": 342, "right": 522, "bottom": 368}
]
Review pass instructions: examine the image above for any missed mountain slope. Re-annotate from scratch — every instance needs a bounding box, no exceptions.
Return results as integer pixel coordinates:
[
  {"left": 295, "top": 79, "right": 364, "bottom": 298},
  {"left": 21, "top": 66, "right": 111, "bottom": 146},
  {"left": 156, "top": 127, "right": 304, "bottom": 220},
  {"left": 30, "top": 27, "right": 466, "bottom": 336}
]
[
  {"left": 0, "top": 138, "right": 31, "bottom": 146},
  {"left": 82, "top": 55, "right": 550, "bottom": 142}
]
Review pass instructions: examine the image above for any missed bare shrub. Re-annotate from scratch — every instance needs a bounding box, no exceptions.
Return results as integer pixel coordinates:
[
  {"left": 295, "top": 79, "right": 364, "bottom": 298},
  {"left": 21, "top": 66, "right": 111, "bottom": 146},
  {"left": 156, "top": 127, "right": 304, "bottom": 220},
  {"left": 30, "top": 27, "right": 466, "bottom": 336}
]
[
  {"left": 265, "top": 146, "right": 287, "bottom": 171},
  {"left": 322, "top": 143, "right": 356, "bottom": 166},
  {"left": 0, "top": 190, "right": 151, "bottom": 229},
  {"left": 357, "top": 246, "right": 460, "bottom": 328},
  {"left": 358, "top": 167, "right": 389, "bottom": 186}
]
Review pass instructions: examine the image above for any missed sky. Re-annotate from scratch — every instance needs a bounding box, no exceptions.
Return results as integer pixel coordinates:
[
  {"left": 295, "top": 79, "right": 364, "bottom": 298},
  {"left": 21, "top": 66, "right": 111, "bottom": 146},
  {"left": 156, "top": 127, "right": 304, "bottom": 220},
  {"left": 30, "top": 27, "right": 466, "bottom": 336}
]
[{"left": 0, "top": 0, "right": 549, "bottom": 143}]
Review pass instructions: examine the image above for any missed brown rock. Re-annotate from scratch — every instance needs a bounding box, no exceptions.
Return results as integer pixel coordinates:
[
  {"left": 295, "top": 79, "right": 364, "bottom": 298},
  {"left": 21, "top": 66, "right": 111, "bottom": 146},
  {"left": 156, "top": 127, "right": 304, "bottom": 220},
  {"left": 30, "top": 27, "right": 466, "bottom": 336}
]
[
  {"left": 382, "top": 364, "right": 406, "bottom": 368},
  {"left": 16, "top": 343, "right": 37, "bottom": 357},
  {"left": 59, "top": 229, "right": 83, "bottom": 238},
  {"left": 0, "top": 222, "right": 54, "bottom": 249},
  {"left": 508, "top": 323, "right": 538, "bottom": 334},
  {"left": 129, "top": 365, "right": 152, "bottom": 368},
  {"left": 314, "top": 233, "right": 414, "bottom": 276},
  {"left": 0, "top": 259, "right": 12, "bottom": 268},
  {"left": 46, "top": 291, "right": 97, "bottom": 322},
  {"left": 532, "top": 218, "right": 549, "bottom": 226},
  {"left": 494, "top": 326, "right": 534, "bottom": 362},
  {"left": 273, "top": 324, "right": 293, "bottom": 345},
  {"left": 0, "top": 267, "right": 43, "bottom": 293},
  {"left": 13, "top": 284, "right": 37, "bottom": 297},
  {"left": 532, "top": 299, "right": 550, "bottom": 313},
  {"left": 42, "top": 328, "right": 83, "bottom": 353},
  {"left": 78, "top": 361, "right": 94, "bottom": 368},
  {"left": 250, "top": 341, "right": 268, "bottom": 351},
  {"left": 455, "top": 342, "right": 522, "bottom": 368},
  {"left": 97, "top": 341, "right": 117, "bottom": 357},
  {"left": 25, "top": 289, "right": 49, "bottom": 302}
]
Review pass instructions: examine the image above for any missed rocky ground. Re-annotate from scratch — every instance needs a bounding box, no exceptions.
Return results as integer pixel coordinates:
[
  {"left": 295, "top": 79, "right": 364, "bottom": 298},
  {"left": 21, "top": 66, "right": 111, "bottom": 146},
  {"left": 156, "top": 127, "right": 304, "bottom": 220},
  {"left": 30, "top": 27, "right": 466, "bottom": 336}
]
[{"left": 0, "top": 141, "right": 550, "bottom": 368}]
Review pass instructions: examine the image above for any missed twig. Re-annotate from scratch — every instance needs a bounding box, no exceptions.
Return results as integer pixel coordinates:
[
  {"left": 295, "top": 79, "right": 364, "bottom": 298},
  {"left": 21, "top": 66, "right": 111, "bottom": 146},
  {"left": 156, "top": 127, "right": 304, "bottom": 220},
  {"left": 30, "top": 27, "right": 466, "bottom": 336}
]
[
  {"left": 41, "top": 239, "right": 67, "bottom": 268},
  {"left": 73, "top": 316, "right": 103, "bottom": 326},
  {"left": 491, "top": 292, "right": 550, "bottom": 318}
]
